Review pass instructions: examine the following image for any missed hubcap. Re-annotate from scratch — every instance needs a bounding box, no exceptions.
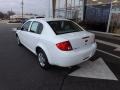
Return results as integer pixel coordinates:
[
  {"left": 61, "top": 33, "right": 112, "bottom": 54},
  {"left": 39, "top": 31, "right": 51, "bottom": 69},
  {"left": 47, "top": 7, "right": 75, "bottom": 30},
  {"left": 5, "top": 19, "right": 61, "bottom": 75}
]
[{"left": 38, "top": 53, "right": 45, "bottom": 67}]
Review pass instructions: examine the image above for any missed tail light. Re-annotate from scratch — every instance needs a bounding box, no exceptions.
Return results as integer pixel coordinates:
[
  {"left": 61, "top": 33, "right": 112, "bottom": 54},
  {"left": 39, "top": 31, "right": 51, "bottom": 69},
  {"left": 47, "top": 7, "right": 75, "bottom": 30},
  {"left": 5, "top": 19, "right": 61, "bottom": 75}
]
[{"left": 56, "top": 41, "right": 73, "bottom": 51}]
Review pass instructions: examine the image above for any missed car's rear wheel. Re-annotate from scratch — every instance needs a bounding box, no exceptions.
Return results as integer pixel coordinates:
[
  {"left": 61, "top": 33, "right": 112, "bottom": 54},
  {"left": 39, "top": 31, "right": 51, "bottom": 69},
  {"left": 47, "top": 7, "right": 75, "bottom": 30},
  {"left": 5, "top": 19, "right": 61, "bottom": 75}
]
[
  {"left": 16, "top": 36, "right": 22, "bottom": 46},
  {"left": 37, "top": 50, "right": 50, "bottom": 69}
]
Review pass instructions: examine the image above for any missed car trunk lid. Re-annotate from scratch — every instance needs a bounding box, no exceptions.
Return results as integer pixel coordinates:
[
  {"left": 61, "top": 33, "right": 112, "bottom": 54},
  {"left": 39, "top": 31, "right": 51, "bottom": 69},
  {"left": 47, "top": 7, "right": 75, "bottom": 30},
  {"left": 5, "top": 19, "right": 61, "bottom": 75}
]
[{"left": 57, "top": 31, "right": 95, "bottom": 50}]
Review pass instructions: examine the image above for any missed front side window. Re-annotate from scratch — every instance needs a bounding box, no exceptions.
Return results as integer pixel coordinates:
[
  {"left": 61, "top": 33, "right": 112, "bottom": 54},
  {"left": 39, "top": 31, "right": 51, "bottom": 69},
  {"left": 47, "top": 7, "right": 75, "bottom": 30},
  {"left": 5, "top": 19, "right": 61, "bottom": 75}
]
[
  {"left": 21, "top": 21, "right": 31, "bottom": 31},
  {"left": 30, "top": 21, "right": 43, "bottom": 34},
  {"left": 47, "top": 20, "right": 83, "bottom": 35}
]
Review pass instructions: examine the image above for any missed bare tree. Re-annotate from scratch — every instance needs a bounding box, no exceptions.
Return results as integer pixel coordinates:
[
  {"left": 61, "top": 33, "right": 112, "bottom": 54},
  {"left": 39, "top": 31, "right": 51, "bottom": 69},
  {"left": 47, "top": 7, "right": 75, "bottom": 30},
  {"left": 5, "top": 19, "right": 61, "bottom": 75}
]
[
  {"left": 7, "top": 11, "right": 15, "bottom": 16},
  {"left": 0, "top": 12, "right": 4, "bottom": 19}
]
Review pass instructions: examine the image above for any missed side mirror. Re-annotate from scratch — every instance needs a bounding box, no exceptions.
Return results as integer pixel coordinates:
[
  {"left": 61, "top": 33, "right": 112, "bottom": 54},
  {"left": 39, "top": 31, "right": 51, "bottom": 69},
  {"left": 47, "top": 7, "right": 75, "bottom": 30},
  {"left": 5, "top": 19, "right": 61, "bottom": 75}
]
[{"left": 17, "top": 27, "right": 21, "bottom": 30}]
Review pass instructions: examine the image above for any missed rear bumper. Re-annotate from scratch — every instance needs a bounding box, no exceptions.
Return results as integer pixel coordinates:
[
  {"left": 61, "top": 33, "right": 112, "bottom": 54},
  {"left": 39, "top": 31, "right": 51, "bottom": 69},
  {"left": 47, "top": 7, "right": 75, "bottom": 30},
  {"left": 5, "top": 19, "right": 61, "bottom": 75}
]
[{"left": 50, "top": 43, "right": 97, "bottom": 67}]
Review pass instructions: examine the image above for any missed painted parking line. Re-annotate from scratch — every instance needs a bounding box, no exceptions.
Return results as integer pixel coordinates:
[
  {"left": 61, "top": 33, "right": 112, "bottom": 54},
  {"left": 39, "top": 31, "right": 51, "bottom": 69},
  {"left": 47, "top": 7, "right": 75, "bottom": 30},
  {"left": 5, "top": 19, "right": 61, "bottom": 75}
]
[
  {"left": 96, "top": 39, "right": 120, "bottom": 48},
  {"left": 91, "top": 30, "right": 120, "bottom": 37},
  {"left": 97, "top": 49, "right": 120, "bottom": 59},
  {"left": 69, "top": 58, "right": 118, "bottom": 81},
  {"left": 114, "top": 48, "right": 120, "bottom": 52},
  {"left": 96, "top": 39, "right": 120, "bottom": 52}
]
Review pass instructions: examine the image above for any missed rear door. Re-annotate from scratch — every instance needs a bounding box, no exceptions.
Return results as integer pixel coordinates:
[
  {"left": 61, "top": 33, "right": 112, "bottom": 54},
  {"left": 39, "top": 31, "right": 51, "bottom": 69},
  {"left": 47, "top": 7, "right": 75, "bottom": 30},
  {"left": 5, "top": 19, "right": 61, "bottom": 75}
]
[{"left": 26, "top": 21, "right": 43, "bottom": 53}]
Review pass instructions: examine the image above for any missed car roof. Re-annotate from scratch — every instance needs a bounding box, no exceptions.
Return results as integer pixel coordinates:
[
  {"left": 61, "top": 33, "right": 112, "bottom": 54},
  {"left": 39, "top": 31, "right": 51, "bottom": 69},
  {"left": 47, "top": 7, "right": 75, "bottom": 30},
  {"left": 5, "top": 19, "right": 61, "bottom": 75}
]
[{"left": 28, "top": 18, "right": 70, "bottom": 22}]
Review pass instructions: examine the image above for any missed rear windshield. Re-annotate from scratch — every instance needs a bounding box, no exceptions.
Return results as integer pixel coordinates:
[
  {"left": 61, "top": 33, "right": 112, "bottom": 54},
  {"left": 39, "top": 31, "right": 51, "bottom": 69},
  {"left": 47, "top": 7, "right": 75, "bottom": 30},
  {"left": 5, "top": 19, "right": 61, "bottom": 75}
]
[{"left": 47, "top": 20, "right": 83, "bottom": 35}]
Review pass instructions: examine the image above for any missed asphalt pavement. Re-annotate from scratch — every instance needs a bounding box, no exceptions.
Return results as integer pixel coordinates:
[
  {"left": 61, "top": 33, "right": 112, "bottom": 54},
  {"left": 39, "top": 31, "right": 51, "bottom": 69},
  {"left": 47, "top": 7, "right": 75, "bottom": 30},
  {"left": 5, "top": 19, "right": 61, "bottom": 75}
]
[{"left": 0, "top": 22, "right": 120, "bottom": 90}]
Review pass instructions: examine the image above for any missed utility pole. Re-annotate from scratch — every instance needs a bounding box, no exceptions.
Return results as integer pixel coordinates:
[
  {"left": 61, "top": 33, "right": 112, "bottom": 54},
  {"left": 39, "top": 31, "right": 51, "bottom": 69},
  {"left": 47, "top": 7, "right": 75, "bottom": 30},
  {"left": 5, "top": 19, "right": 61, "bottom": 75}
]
[
  {"left": 21, "top": 0, "right": 24, "bottom": 20},
  {"left": 11, "top": 8, "right": 12, "bottom": 13},
  {"left": 11, "top": 8, "right": 13, "bottom": 20},
  {"left": 52, "top": 0, "right": 56, "bottom": 18},
  {"left": 58, "top": 0, "right": 60, "bottom": 17},
  {"left": 83, "top": 0, "right": 87, "bottom": 21},
  {"left": 71, "top": 0, "right": 73, "bottom": 19},
  {"left": 74, "top": 0, "right": 75, "bottom": 10},
  {"left": 48, "top": 0, "right": 50, "bottom": 17},
  {"left": 65, "top": 0, "right": 68, "bottom": 18}
]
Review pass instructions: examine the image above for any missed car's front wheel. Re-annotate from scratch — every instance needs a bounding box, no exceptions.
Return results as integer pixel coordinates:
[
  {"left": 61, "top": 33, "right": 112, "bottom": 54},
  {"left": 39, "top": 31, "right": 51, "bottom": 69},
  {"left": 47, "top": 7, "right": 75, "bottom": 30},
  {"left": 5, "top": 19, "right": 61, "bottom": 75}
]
[
  {"left": 16, "top": 36, "right": 22, "bottom": 46},
  {"left": 37, "top": 50, "right": 50, "bottom": 69}
]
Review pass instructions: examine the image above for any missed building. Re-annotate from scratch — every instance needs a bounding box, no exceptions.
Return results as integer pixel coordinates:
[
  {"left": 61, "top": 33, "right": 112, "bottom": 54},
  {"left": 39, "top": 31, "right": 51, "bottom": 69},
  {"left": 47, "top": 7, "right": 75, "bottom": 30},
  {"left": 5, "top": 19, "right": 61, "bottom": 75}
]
[
  {"left": 54, "top": 0, "right": 84, "bottom": 22},
  {"left": 51, "top": 0, "right": 120, "bottom": 35},
  {"left": 83, "top": 0, "right": 120, "bottom": 35},
  {"left": 10, "top": 15, "right": 39, "bottom": 20}
]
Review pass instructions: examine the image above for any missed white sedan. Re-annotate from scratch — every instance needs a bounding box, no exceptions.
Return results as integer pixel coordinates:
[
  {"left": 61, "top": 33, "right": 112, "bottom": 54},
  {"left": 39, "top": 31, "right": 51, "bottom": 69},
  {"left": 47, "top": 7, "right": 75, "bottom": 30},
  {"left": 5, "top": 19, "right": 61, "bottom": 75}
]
[{"left": 16, "top": 18, "right": 97, "bottom": 69}]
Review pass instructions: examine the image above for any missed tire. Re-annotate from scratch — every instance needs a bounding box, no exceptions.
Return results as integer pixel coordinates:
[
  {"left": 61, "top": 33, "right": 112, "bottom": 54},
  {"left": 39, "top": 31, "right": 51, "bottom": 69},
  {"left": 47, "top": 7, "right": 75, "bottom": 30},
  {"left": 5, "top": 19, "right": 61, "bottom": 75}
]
[
  {"left": 37, "top": 50, "right": 50, "bottom": 69},
  {"left": 16, "top": 36, "right": 22, "bottom": 46}
]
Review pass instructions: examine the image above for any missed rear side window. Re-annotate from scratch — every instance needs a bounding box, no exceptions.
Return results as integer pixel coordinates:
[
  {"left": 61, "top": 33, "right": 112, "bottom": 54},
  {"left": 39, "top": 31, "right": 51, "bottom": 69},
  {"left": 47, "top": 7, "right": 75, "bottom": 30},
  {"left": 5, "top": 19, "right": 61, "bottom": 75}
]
[
  {"left": 30, "top": 21, "right": 43, "bottom": 34},
  {"left": 47, "top": 20, "right": 83, "bottom": 35}
]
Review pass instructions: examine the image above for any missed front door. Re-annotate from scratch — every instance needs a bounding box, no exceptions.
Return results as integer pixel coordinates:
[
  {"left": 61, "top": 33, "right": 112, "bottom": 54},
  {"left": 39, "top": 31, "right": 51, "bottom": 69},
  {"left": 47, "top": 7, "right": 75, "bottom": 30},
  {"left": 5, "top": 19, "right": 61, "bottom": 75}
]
[{"left": 19, "top": 21, "right": 32, "bottom": 46}]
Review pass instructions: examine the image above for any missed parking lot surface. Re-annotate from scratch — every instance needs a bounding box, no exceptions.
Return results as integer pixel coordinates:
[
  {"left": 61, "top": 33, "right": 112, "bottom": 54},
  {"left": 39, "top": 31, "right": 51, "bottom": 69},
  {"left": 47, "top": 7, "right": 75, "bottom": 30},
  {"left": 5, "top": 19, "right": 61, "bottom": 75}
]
[{"left": 0, "top": 22, "right": 120, "bottom": 90}]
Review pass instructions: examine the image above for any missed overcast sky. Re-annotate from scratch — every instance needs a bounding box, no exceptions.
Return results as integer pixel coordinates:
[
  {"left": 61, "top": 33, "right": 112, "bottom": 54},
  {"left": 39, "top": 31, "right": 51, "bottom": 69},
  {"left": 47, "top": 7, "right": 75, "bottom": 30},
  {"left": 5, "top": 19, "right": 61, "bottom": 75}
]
[
  {"left": 0, "top": 0, "right": 83, "bottom": 16},
  {"left": 0, "top": 0, "right": 49, "bottom": 16}
]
